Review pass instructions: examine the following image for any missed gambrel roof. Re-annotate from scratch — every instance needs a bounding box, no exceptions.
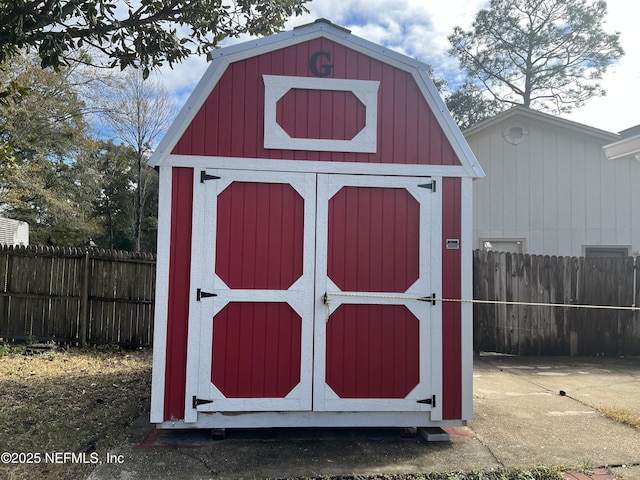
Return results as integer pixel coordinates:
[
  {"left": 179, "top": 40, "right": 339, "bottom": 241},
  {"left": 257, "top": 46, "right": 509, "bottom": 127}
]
[{"left": 149, "top": 19, "right": 484, "bottom": 179}]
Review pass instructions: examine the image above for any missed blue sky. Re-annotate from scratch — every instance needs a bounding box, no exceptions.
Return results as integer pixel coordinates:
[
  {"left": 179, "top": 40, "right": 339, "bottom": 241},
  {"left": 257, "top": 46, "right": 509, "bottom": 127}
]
[{"left": 152, "top": 0, "right": 639, "bottom": 134}]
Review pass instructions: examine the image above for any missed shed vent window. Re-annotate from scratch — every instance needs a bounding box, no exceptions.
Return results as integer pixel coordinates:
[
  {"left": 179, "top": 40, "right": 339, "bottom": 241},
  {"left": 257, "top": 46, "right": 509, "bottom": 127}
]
[
  {"left": 509, "top": 127, "right": 523, "bottom": 139},
  {"left": 503, "top": 124, "right": 528, "bottom": 145}
]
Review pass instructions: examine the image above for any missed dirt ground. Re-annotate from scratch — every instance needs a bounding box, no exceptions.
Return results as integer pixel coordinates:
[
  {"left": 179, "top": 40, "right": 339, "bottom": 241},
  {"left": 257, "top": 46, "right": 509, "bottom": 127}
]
[{"left": 0, "top": 345, "right": 152, "bottom": 480}]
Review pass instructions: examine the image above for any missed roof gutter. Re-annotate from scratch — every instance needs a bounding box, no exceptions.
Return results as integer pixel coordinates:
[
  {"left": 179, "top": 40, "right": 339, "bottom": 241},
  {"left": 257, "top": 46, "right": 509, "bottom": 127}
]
[{"left": 603, "top": 133, "right": 640, "bottom": 161}]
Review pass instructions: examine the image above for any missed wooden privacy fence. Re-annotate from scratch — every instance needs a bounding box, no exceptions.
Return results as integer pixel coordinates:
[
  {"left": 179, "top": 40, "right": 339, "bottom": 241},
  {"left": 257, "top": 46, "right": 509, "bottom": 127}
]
[
  {"left": 473, "top": 250, "right": 640, "bottom": 356},
  {"left": 3, "top": 246, "right": 640, "bottom": 354},
  {"left": 0, "top": 245, "right": 155, "bottom": 347}
]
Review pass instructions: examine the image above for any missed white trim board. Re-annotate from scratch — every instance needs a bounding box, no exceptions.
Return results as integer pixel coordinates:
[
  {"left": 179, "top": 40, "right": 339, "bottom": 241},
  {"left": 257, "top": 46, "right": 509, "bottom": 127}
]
[
  {"left": 158, "top": 412, "right": 465, "bottom": 429},
  {"left": 263, "top": 75, "right": 379, "bottom": 153},
  {"left": 159, "top": 155, "right": 475, "bottom": 178},
  {"left": 149, "top": 166, "right": 175, "bottom": 424}
]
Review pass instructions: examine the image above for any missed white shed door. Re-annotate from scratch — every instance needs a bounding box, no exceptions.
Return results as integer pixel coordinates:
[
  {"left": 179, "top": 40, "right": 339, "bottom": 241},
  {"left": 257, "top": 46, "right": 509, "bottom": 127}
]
[
  {"left": 185, "top": 170, "right": 316, "bottom": 420},
  {"left": 313, "top": 174, "right": 441, "bottom": 416},
  {"left": 185, "top": 171, "right": 441, "bottom": 421}
]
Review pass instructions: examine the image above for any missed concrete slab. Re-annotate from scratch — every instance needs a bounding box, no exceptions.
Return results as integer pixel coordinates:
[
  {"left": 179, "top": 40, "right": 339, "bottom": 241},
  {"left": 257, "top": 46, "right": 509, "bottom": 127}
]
[
  {"left": 88, "top": 355, "right": 640, "bottom": 480},
  {"left": 612, "top": 465, "right": 640, "bottom": 480},
  {"left": 478, "top": 356, "right": 640, "bottom": 418},
  {"left": 471, "top": 355, "right": 640, "bottom": 468}
]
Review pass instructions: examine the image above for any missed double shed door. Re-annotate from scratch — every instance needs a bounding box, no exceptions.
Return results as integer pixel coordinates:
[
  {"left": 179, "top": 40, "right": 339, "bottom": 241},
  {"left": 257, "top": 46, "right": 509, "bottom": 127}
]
[{"left": 186, "top": 169, "right": 442, "bottom": 422}]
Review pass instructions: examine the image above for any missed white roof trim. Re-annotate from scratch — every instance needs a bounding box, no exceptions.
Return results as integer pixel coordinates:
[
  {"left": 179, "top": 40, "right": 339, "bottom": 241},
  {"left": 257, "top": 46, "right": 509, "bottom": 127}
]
[
  {"left": 149, "top": 20, "right": 484, "bottom": 178},
  {"left": 149, "top": 55, "right": 230, "bottom": 165},
  {"left": 209, "top": 21, "right": 431, "bottom": 73},
  {"left": 413, "top": 69, "right": 484, "bottom": 178},
  {"left": 464, "top": 106, "right": 619, "bottom": 143},
  {"left": 603, "top": 133, "right": 640, "bottom": 161}
]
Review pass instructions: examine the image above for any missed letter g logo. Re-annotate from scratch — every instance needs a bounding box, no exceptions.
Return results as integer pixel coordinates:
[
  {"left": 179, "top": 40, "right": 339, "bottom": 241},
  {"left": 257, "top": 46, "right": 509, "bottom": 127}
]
[{"left": 309, "top": 51, "right": 333, "bottom": 77}]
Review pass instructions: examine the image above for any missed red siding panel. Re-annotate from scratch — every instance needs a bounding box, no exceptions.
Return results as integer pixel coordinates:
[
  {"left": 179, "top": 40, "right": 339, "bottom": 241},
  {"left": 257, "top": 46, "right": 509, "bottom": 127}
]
[
  {"left": 277, "top": 89, "right": 365, "bottom": 140},
  {"left": 164, "top": 167, "right": 194, "bottom": 421},
  {"left": 442, "top": 177, "right": 462, "bottom": 419},
  {"left": 243, "top": 56, "right": 260, "bottom": 159},
  {"left": 211, "top": 302, "right": 302, "bottom": 398},
  {"left": 215, "top": 182, "right": 304, "bottom": 290},
  {"left": 326, "top": 304, "right": 419, "bottom": 398},
  {"left": 172, "top": 38, "right": 461, "bottom": 166},
  {"left": 327, "top": 186, "right": 419, "bottom": 292}
]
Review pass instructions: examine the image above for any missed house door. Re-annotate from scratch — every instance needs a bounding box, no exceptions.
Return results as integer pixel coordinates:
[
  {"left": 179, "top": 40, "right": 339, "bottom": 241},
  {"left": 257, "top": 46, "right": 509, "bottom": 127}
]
[{"left": 186, "top": 170, "right": 441, "bottom": 421}]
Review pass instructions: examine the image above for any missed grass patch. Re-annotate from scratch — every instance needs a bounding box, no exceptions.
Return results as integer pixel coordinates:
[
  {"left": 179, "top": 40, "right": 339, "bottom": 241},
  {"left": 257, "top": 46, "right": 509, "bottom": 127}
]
[
  {"left": 0, "top": 343, "right": 26, "bottom": 358},
  {"left": 0, "top": 346, "right": 152, "bottom": 480},
  {"left": 424, "top": 466, "right": 564, "bottom": 480},
  {"left": 316, "top": 466, "right": 566, "bottom": 480},
  {"left": 595, "top": 405, "right": 640, "bottom": 430}
]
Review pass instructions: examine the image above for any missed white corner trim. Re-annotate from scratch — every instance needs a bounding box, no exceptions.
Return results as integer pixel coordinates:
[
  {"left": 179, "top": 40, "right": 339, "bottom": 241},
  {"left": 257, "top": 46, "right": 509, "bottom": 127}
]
[
  {"left": 263, "top": 75, "right": 379, "bottom": 153},
  {"left": 149, "top": 166, "right": 173, "bottom": 423}
]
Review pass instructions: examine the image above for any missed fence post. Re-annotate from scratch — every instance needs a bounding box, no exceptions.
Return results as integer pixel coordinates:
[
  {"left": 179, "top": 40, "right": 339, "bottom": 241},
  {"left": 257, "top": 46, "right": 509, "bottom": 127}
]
[{"left": 78, "top": 249, "right": 90, "bottom": 347}]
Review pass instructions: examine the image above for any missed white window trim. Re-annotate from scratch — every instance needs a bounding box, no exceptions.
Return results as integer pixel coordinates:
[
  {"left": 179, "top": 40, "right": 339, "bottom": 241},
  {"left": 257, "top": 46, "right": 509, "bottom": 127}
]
[
  {"left": 583, "top": 245, "right": 630, "bottom": 257},
  {"left": 480, "top": 238, "right": 526, "bottom": 254},
  {"left": 263, "top": 75, "right": 379, "bottom": 153}
]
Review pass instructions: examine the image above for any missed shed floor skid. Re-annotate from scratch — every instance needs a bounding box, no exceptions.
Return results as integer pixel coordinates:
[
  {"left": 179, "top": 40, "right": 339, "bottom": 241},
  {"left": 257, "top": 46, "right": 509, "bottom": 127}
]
[{"left": 157, "top": 412, "right": 465, "bottom": 429}]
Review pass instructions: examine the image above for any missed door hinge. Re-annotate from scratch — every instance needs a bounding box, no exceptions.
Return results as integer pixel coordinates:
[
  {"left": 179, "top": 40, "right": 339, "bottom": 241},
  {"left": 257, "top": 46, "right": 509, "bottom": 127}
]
[
  {"left": 196, "top": 288, "right": 217, "bottom": 301},
  {"left": 418, "top": 180, "right": 436, "bottom": 192},
  {"left": 200, "top": 170, "right": 220, "bottom": 183},
  {"left": 417, "top": 395, "right": 436, "bottom": 407},
  {"left": 417, "top": 293, "right": 437, "bottom": 305},
  {"left": 192, "top": 396, "right": 214, "bottom": 409}
]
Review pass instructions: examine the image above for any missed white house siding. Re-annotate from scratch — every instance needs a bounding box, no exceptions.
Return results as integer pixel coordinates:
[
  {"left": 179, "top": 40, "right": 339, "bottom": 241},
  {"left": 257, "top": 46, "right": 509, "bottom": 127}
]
[
  {"left": 0, "top": 216, "right": 29, "bottom": 246},
  {"left": 466, "top": 108, "right": 640, "bottom": 257}
]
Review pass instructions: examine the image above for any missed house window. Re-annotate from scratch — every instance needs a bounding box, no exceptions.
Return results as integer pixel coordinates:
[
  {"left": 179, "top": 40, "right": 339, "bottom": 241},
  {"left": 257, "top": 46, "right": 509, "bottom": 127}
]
[
  {"left": 481, "top": 239, "right": 524, "bottom": 254},
  {"left": 584, "top": 246, "right": 629, "bottom": 258}
]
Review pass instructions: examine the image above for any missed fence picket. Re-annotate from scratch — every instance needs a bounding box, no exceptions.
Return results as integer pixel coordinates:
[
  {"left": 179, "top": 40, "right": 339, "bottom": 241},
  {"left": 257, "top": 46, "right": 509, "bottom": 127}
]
[
  {"left": 0, "top": 245, "right": 155, "bottom": 347},
  {"left": 473, "top": 250, "right": 640, "bottom": 356},
  {"left": 2, "top": 246, "right": 638, "bottom": 354}
]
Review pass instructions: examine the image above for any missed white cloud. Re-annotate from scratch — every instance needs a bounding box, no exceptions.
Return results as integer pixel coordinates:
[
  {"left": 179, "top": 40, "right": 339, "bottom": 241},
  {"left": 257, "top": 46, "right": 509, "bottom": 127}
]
[{"left": 154, "top": 0, "right": 638, "bottom": 134}]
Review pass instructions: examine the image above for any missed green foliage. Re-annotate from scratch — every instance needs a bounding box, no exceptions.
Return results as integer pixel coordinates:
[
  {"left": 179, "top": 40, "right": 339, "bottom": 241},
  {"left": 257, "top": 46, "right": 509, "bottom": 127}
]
[
  {"left": 0, "top": 55, "right": 88, "bottom": 160},
  {"left": 0, "top": 343, "right": 26, "bottom": 358},
  {"left": 89, "top": 140, "right": 158, "bottom": 252},
  {"left": 0, "top": 54, "right": 159, "bottom": 251},
  {"left": 0, "top": 0, "right": 309, "bottom": 74},
  {"left": 448, "top": 0, "right": 624, "bottom": 113},
  {"left": 0, "top": 78, "right": 28, "bottom": 107},
  {"left": 445, "top": 82, "right": 505, "bottom": 130},
  {"left": 1, "top": 154, "right": 102, "bottom": 246},
  {"left": 47, "top": 350, "right": 60, "bottom": 361}
]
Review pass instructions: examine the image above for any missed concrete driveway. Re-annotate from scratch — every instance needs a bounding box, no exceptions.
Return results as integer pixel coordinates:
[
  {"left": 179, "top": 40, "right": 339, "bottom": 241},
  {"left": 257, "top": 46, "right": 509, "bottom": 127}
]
[{"left": 88, "top": 355, "right": 640, "bottom": 480}]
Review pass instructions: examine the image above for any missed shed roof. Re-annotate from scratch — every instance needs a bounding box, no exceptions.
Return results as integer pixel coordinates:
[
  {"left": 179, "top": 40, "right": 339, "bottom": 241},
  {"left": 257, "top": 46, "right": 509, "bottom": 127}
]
[{"left": 149, "top": 19, "right": 484, "bottom": 178}]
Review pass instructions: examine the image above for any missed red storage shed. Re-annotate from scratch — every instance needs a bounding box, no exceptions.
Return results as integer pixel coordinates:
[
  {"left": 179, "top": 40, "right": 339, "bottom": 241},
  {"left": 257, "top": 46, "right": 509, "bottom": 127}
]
[{"left": 149, "top": 19, "right": 485, "bottom": 430}]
